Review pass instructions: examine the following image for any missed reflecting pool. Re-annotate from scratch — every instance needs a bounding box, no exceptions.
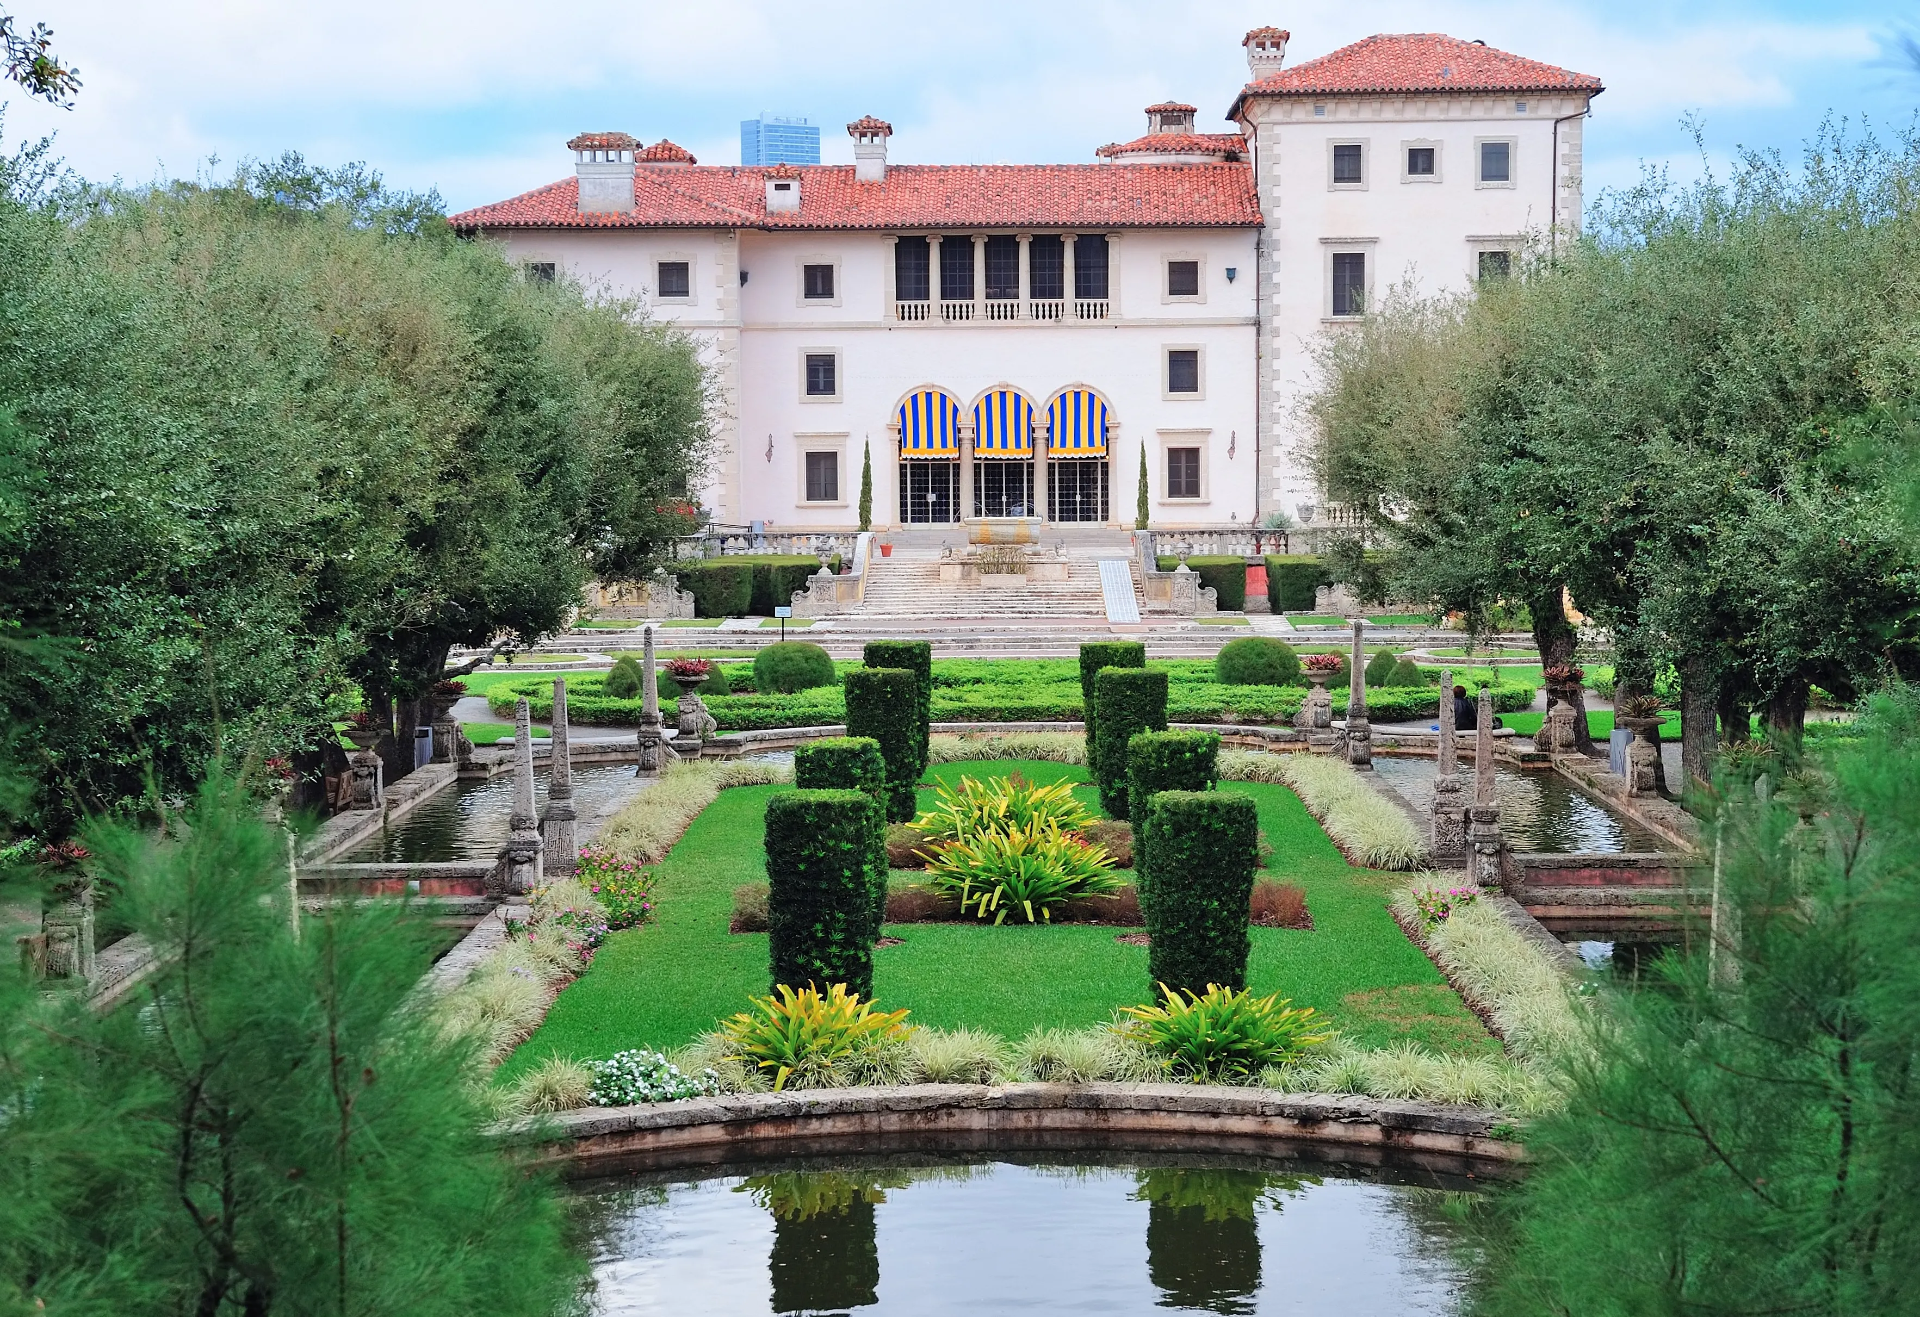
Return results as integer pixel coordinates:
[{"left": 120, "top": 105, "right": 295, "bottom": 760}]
[
  {"left": 575, "top": 1156, "right": 1485, "bottom": 1315},
  {"left": 1369, "top": 757, "right": 1669, "bottom": 853},
  {"left": 335, "top": 762, "right": 641, "bottom": 862}
]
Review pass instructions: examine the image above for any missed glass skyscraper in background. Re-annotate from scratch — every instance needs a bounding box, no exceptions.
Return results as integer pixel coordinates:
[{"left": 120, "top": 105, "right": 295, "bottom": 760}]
[{"left": 740, "top": 114, "right": 820, "bottom": 165}]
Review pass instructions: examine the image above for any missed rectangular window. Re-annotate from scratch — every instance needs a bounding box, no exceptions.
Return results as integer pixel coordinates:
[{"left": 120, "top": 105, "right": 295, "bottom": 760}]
[
  {"left": 1331, "top": 252, "right": 1366, "bottom": 316},
  {"left": 1480, "top": 140, "right": 1511, "bottom": 183},
  {"left": 984, "top": 235, "right": 1020, "bottom": 299},
  {"left": 656, "top": 260, "right": 690, "bottom": 298},
  {"left": 1478, "top": 251, "right": 1512, "bottom": 281},
  {"left": 1167, "top": 349, "right": 1200, "bottom": 394},
  {"left": 804, "top": 451, "right": 839, "bottom": 502},
  {"left": 939, "top": 238, "right": 973, "bottom": 301},
  {"left": 1166, "top": 448, "right": 1201, "bottom": 499},
  {"left": 1073, "top": 234, "right": 1109, "bottom": 300},
  {"left": 894, "top": 237, "right": 930, "bottom": 301},
  {"left": 804, "top": 352, "right": 836, "bottom": 397},
  {"left": 526, "top": 262, "right": 555, "bottom": 284},
  {"left": 1406, "top": 146, "right": 1435, "bottom": 177},
  {"left": 802, "top": 263, "right": 835, "bottom": 299},
  {"left": 1028, "top": 234, "right": 1064, "bottom": 299},
  {"left": 1166, "top": 260, "right": 1200, "bottom": 297},
  {"left": 1332, "top": 143, "right": 1363, "bottom": 184}
]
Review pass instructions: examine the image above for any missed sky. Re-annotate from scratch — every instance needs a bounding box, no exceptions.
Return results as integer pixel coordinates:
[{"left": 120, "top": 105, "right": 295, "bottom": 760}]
[{"left": 8, "top": 0, "right": 1920, "bottom": 216}]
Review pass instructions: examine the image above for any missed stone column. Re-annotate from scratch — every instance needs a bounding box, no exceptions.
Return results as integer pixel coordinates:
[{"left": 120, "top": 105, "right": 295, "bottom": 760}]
[
  {"left": 959, "top": 425, "right": 975, "bottom": 521},
  {"left": 501, "top": 697, "right": 543, "bottom": 894},
  {"left": 634, "top": 624, "right": 670, "bottom": 775},
  {"left": 971, "top": 233, "right": 985, "bottom": 317},
  {"left": 1467, "top": 687, "right": 1504, "bottom": 890},
  {"left": 1032, "top": 418, "right": 1049, "bottom": 522},
  {"left": 1430, "top": 668, "right": 1466, "bottom": 858},
  {"left": 39, "top": 875, "right": 95, "bottom": 983},
  {"left": 542, "top": 678, "right": 577, "bottom": 873},
  {"left": 1344, "top": 618, "right": 1372, "bottom": 769}
]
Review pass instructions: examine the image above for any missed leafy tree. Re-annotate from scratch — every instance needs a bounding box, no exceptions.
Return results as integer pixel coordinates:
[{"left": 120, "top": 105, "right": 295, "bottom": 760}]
[{"left": 0, "top": 7, "right": 78, "bottom": 106}]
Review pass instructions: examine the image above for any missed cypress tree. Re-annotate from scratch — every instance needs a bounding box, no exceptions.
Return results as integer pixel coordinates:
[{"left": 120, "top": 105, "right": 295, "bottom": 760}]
[
  {"left": 1136, "top": 444, "right": 1150, "bottom": 530},
  {"left": 858, "top": 438, "right": 873, "bottom": 532}
]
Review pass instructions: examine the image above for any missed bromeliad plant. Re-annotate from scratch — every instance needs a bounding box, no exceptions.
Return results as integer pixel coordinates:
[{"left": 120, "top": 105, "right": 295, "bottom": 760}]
[
  {"left": 911, "top": 773, "right": 1094, "bottom": 844},
  {"left": 1120, "top": 984, "right": 1335, "bottom": 1081},
  {"left": 721, "top": 983, "right": 912, "bottom": 1091},
  {"left": 922, "top": 819, "right": 1123, "bottom": 923}
]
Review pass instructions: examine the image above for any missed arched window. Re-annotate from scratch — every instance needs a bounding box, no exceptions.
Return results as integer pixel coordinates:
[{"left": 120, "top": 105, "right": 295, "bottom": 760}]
[
  {"left": 973, "top": 387, "right": 1034, "bottom": 457},
  {"left": 1047, "top": 387, "right": 1110, "bottom": 455},
  {"left": 895, "top": 387, "right": 962, "bottom": 458}
]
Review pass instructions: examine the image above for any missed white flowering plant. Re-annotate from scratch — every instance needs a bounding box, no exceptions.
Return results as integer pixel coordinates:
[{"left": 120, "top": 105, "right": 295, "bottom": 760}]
[{"left": 586, "top": 1049, "right": 722, "bottom": 1106}]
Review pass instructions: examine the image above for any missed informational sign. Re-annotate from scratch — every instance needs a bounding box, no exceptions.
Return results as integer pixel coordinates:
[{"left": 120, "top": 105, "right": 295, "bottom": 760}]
[{"left": 774, "top": 606, "right": 792, "bottom": 618}]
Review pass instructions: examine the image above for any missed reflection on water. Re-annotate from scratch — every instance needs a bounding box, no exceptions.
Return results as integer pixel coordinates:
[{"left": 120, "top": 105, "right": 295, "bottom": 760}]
[
  {"left": 576, "top": 1158, "right": 1481, "bottom": 1315},
  {"left": 335, "top": 763, "right": 640, "bottom": 862},
  {"left": 1570, "top": 938, "right": 1680, "bottom": 986},
  {"left": 1370, "top": 757, "right": 1669, "bottom": 853}
]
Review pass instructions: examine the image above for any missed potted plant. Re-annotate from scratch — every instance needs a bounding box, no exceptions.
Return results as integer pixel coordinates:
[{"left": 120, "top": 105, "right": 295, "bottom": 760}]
[
  {"left": 341, "top": 711, "right": 385, "bottom": 750},
  {"left": 878, "top": 542, "right": 894, "bottom": 558},
  {"left": 425, "top": 679, "right": 467, "bottom": 721},
  {"left": 1296, "top": 652, "right": 1342, "bottom": 730}
]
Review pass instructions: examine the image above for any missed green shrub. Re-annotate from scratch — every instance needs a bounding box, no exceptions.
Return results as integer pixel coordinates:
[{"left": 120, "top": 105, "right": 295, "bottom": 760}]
[
  {"left": 678, "top": 560, "right": 754, "bottom": 617},
  {"left": 1092, "top": 668, "right": 1170, "bottom": 819},
  {"left": 844, "top": 667, "right": 921, "bottom": 822},
  {"left": 1364, "top": 648, "right": 1399, "bottom": 688},
  {"left": 1215, "top": 637, "right": 1301, "bottom": 687},
  {"left": 1389, "top": 658, "right": 1424, "bottom": 687},
  {"left": 1140, "top": 790, "right": 1259, "bottom": 995},
  {"left": 749, "top": 557, "right": 834, "bottom": 616},
  {"left": 1264, "top": 555, "right": 1332, "bottom": 612},
  {"left": 1078, "top": 641, "right": 1145, "bottom": 749},
  {"left": 863, "top": 640, "right": 932, "bottom": 773},
  {"left": 922, "top": 820, "right": 1123, "bottom": 923},
  {"left": 754, "top": 640, "right": 836, "bottom": 693},
  {"left": 1121, "top": 985, "right": 1335, "bottom": 1080},
  {"left": 764, "top": 789, "right": 887, "bottom": 999},
  {"left": 1127, "top": 731, "right": 1220, "bottom": 903},
  {"left": 603, "top": 655, "right": 644, "bottom": 700},
  {"left": 721, "top": 983, "right": 910, "bottom": 1091},
  {"left": 795, "top": 736, "right": 889, "bottom": 931},
  {"left": 1155, "top": 554, "right": 1246, "bottom": 611}
]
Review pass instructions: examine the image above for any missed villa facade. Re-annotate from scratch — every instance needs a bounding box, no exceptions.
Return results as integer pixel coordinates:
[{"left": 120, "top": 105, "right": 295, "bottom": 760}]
[{"left": 451, "top": 29, "right": 1601, "bottom": 533}]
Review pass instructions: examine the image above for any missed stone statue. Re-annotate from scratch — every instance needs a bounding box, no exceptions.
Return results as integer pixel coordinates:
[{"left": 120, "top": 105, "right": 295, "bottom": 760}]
[{"left": 1343, "top": 617, "right": 1372, "bottom": 769}]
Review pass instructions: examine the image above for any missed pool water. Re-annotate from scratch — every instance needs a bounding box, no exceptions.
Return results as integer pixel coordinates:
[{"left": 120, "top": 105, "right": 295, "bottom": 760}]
[
  {"left": 576, "top": 1157, "right": 1484, "bottom": 1315},
  {"left": 335, "top": 762, "right": 642, "bottom": 862},
  {"left": 1369, "top": 757, "right": 1669, "bottom": 853}
]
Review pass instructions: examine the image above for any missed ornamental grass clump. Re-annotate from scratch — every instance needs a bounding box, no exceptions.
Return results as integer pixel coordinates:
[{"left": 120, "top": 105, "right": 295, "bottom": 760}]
[
  {"left": 1278, "top": 753, "right": 1428, "bottom": 870},
  {"left": 1121, "top": 984, "right": 1335, "bottom": 1081},
  {"left": 721, "top": 983, "right": 912, "bottom": 1091},
  {"left": 586, "top": 1049, "right": 723, "bottom": 1105},
  {"left": 928, "top": 731, "right": 1087, "bottom": 765},
  {"left": 911, "top": 773, "right": 1092, "bottom": 842}
]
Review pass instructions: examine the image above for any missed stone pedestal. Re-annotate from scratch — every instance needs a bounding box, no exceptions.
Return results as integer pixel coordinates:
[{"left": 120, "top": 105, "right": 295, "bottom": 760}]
[
  {"left": 634, "top": 624, "right": 675, "bottom": 776},
  {"left": 1467, "top": 804, "right": 1505, "bottom": 891},
  {"left": 1539, "top": 687, "right": 1581, "bottom": 755},
  {"left": 1620, "top": 717, "right": 1663, "bottom": 797},
  {"left": 346, "top": 742, "right": 384, "bottom": 810},
  {"left": 501, "top": 697, "right": 543, "bottom": 895},
  {"left": 1429, "top": 667, "right": 1465, "bottom": 858},
  {"left": 39, "top": 879, "right": 95, "bottom": 983},
  {"left": 1295, "top": 671, "right": 1334, "bottom": 730},
  {"left": 542, "top": 678, "right": 577, "bottom": 874},
  {"left": 1343, "top": 618, "right": 1372, "bottom": 770}
]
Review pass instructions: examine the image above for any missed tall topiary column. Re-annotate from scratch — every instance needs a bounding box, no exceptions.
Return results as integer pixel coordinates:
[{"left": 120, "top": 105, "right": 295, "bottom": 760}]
[
  {"left": 1141, "top": 791, "right": 1259, "bottom": 996},
  {"left": 765, "top": 788, "right": 886, "bottom": 998},
  {"left": 858, "top": 438, "right": 873, "bottom": 532},
  {"left": 844, "top": 667, "right": 920, "bottom": 822},
  {"left": 862, "top": 640, "right": 932, "bottom": 774},
  {"left": 1135, "top": 444, "right": 1150, "bottom": 530},
  {"left": 795, "top": 736, "right": 891, "bottom": 934},
  {"left": 1092, "top": 667, "right": 1169, "bottom": 819},
  {"left": 1079, "top": 640, "right": 1145, "bottom": 759},
  {"left": 1126, "top": 730, "right": 1220, "bottom": 906}
]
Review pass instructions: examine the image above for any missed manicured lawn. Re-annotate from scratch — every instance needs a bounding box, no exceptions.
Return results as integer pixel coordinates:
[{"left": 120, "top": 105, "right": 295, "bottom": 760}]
[
  {"left": 660, "top": 618, "right": 726, "bottom": 627},
  {"left": 1196, "top": 616, "right": 1252, "bottom": 626},
  {"left": 758, "top": 617, "right": 815, "bottom": 628},
  {"left": 461, "top": 722, "right": 551, "bottom": 745},
  {"left": 499, "top": 759, "right": 1496, "bottom": 1079},
  {"left": 1500, "top": 710, "right": 1681, "bottom": 741}
]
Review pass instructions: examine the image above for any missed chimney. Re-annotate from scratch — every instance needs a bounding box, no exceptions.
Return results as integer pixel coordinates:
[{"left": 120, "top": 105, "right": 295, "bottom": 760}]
[
  {"left": 765, "top": 162, "right": 801, "bottom": 215},
  {"left": 847, "top": 115, "right": 893, "bottom": 183},
  {"left": 567, "top": 132, "right": 638, "bottom": 215},
  {"left": 1243, "top": 26, "right": 1290, "bottom": 79},
  {"left": 1145, "top": 102, "right": 1197, "bottom": 135}
]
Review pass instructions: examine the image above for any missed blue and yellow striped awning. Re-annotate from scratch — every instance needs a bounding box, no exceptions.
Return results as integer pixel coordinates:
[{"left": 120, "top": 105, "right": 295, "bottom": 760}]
[
  {"left": 973, "top": 388, "right": 1034, "bottom": 458},
  {"left": 1048, "top": 387, "right": 1109, "bottom": 456},
  {"left": 897, "top": 388, "right": 961, "bottom": 459}
]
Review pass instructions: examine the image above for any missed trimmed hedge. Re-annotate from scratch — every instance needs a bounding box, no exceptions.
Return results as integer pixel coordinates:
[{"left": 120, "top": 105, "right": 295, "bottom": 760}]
[
  {"left": 863, "top": 640, "right": 932, "bottom": 774},
  {"left": 844, "top": 668, "right": 921, "bottom": 822},
  {"left": 1141, "top": 790, "right": 1259, "bottom": 996},
  {"left": 1364, "top": 649, "right": 1399, "bottom": 688},
  {"left": 603, "top": 656, "right": 644, "bottom": 700},
  {"left": 1155, "top": 554, "right": 1247, "bottom": 611},
  {"left": 1264, "top": 555, "right": 1332, "bottom": 612},
  {"left": 677, "top": 560, "right": 753, "bottom": 618},
  {"left": 765, "top": 789, "right": 886, "bottom": 998},
  {"left": 794, "top": 736, "right": 890, "bottom": 935},
  {"left": 754, "top": 640, "right": 836, "bottom": 694},
  {"left": 1127, "top": 731, "right": 1220, "bottom": 908},
  {"left": 1092, "top": 667, "right": 1170, "bottom": 819},
  {"left": 1079, "top": 641, "right": 1145, "bottom": 751},
  {"left": 1215, "top": 637, "right": 1300, "bottom": 687}
]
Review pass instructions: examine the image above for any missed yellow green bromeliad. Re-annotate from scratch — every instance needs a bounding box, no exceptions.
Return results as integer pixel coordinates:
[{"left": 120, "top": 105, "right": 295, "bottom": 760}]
[
  {"left": 910, "top": 774, "right": 1093, "bottom": 844},
  {"left": 720, "top": 984, "right": 911, "bottom": 1091},
  {"left": 921, "top": 818, "right": 1123, "bottom": 923},
  {"left": 1120, "top": 984, "right": 1336, "bottom": 1080}
]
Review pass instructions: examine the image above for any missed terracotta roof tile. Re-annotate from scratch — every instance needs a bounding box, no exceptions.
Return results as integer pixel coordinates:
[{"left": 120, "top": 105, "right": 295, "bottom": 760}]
[
  {"left": 1143, "top": 101, "right": 1198, "bottom": 114},
  {"left": 1097, "top": 132, "right": 1243, "bottom": 160},
  {"left": 765, "top": 162, "right": 802, "bottom": 179},
  {"left": 637, "top": 139, "right": 696, "bottom": 164},
  {"left": 846, "top": 115, "right": 894, "bottom": 135},
  {"left": 1238, "top": 33, "right": 1600, "bottom": 99},
  {"left": 565, "top": 131, "right": 638, "bottom": 151},
  {"left": 449, "top": 162, "right": 1262, "bottom": 232},
  {"left": 1243, "top": 26, "right": 1290, "bottom": 45}
]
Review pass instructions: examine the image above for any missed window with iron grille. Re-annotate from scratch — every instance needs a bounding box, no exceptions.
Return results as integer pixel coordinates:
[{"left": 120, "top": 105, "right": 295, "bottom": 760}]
[
  {"left": 525, "top": 262, "right": 555, "bottom": 284},
  {"left": 894, "top": 237, "right": 930, "bottom": 300},
  {"left": 803, "top": 263, "right": 835, "bottom": 299},
  {"left": 1406, "top": 147, "right": 1435, "bottom": 177},
  {"left": 1166, "top": 447, "right": 1201, "bottom": 499},
  {"left": 1478, "top": 250, "right": 1512, "bottom": 281},
  {"left": 804, "top": 353, "right": 836, "bottom": 397},
  {"left": 984, "top": 235, "right": 1020, "bottom": 299},
  {"left": 1073, "top": 234, "right": 1109, "bottom": 300},
  {"left": 1480, "top": 140, "right": 1511, "bottom": 183},
  {"left": 1167, "top": 260, "right": 1199, "bottom": 297},
  {"left": 940, "top": 238, "right": 974, "bottom": 301},
  {"left": 805, "top": 451, "right": 839, "bottom": 502},
  {"left": 1167, "top": 349, "right": 1200, "bottom": 394},
  {"left": 656, "top": 261, "right": 690, "bottom": 298},
  {"left": 1333, "top": 143, "right": 1363, "bottom": 184},
  {"left": 1028, "top": 235, "right": 1064, "bottom": 299},
  {"left": 1331, "top": 252, "right": 1366, "bottom": 316}
]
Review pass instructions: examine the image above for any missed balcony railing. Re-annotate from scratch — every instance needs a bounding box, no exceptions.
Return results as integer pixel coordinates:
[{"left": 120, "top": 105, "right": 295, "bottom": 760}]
[
  {"left": 895, "top": 299, "right": 931, "bottom": 321},
  {"left": 983, "top": 299, "right": 1020, "bottom": 321},
  {"left": 1029, "top": 299, "right": 1065, "bottom": 321},
  {"left": 889, "top": 297, "right": 1113, "bottom": 323},
  {"left": 940, "top": 300, "right": 975, "bottom": 322},
  {"left": 1074, "top": 299, "right": 1111, "bottom": 320}
]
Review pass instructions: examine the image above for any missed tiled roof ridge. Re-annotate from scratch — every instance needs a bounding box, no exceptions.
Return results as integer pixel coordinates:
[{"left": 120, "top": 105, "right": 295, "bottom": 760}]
[
  {"left": 1144, "top": 101, "right": 1198, "bottom": 113},
  {"left": 638, "top": 139, "right": 696, "bottom": 164},
  {"left": 846, "top": 114, "right": 894, "bottom": 134},
  {"left": 1096, "top": 132, "right": 1244, "bottom": 159},
  {"left": 1238, "top": 32, "right": 1602, "bottom": 98}
]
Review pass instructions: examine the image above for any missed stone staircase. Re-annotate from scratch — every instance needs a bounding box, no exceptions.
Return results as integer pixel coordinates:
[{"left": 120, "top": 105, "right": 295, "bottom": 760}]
[{"left": 857, "top": 556, "right": 1127, "bottom": 619}]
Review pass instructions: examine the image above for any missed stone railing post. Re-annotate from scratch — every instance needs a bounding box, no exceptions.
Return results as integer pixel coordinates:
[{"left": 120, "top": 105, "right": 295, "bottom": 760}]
[
  {"left": 1344, "top": 618, "right": 1372, "bottom": 769},
  {"left": 1431, "top": 668, "right": 1466, "bottom": 857},
  {"left": 501, "top": 697, "right": 543, "bottom": 894},
  {"left": 1467, "top": 687, "right": 1504, "bottom": 890},
  {"left": 541, "top": 678, "right": 577, "bottom": 873}
]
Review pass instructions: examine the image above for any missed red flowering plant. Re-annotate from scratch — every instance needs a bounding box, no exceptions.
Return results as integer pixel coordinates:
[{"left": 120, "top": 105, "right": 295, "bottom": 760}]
[
  {"left": 429, "top": 679, "right": 468, "bottom": 700},
  {"left": 1542, "top": 663, "right": 1585, "bottom": 686},
  {"left": 1302, "top": 653, "right": 1343, "bottom": 673},
  {"left": 664, "top": 658, "right": 712, "bottom": 684},
  {"left": 38, "top": 840, "right": 90, "bottom": 868},
  {"left": 264, "top": 756, "right": 296, "bottom": 783},
  {"left": 576, "top": 847, "right": 656, "bottom": 929}
]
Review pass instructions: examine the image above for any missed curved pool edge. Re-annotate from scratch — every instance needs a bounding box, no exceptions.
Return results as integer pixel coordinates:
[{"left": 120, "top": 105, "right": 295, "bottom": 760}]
[{"left": 511, "top": 1083, "right": 1524, "bottom": 1175}]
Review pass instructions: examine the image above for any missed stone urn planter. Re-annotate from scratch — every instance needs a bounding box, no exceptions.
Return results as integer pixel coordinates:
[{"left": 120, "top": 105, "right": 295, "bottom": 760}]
[
  {"left": 341, "top": 724, "right": 383, "bottom": 752},
  {"left": 1539, "top": 685, "right": 1583, "bottom": 754},
  {"left": 1294, "top": 669, "right": 1336, "bottom": 730},
  {"left": 1615, "top": 716, "right": 1664, "bottom": 797}
]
